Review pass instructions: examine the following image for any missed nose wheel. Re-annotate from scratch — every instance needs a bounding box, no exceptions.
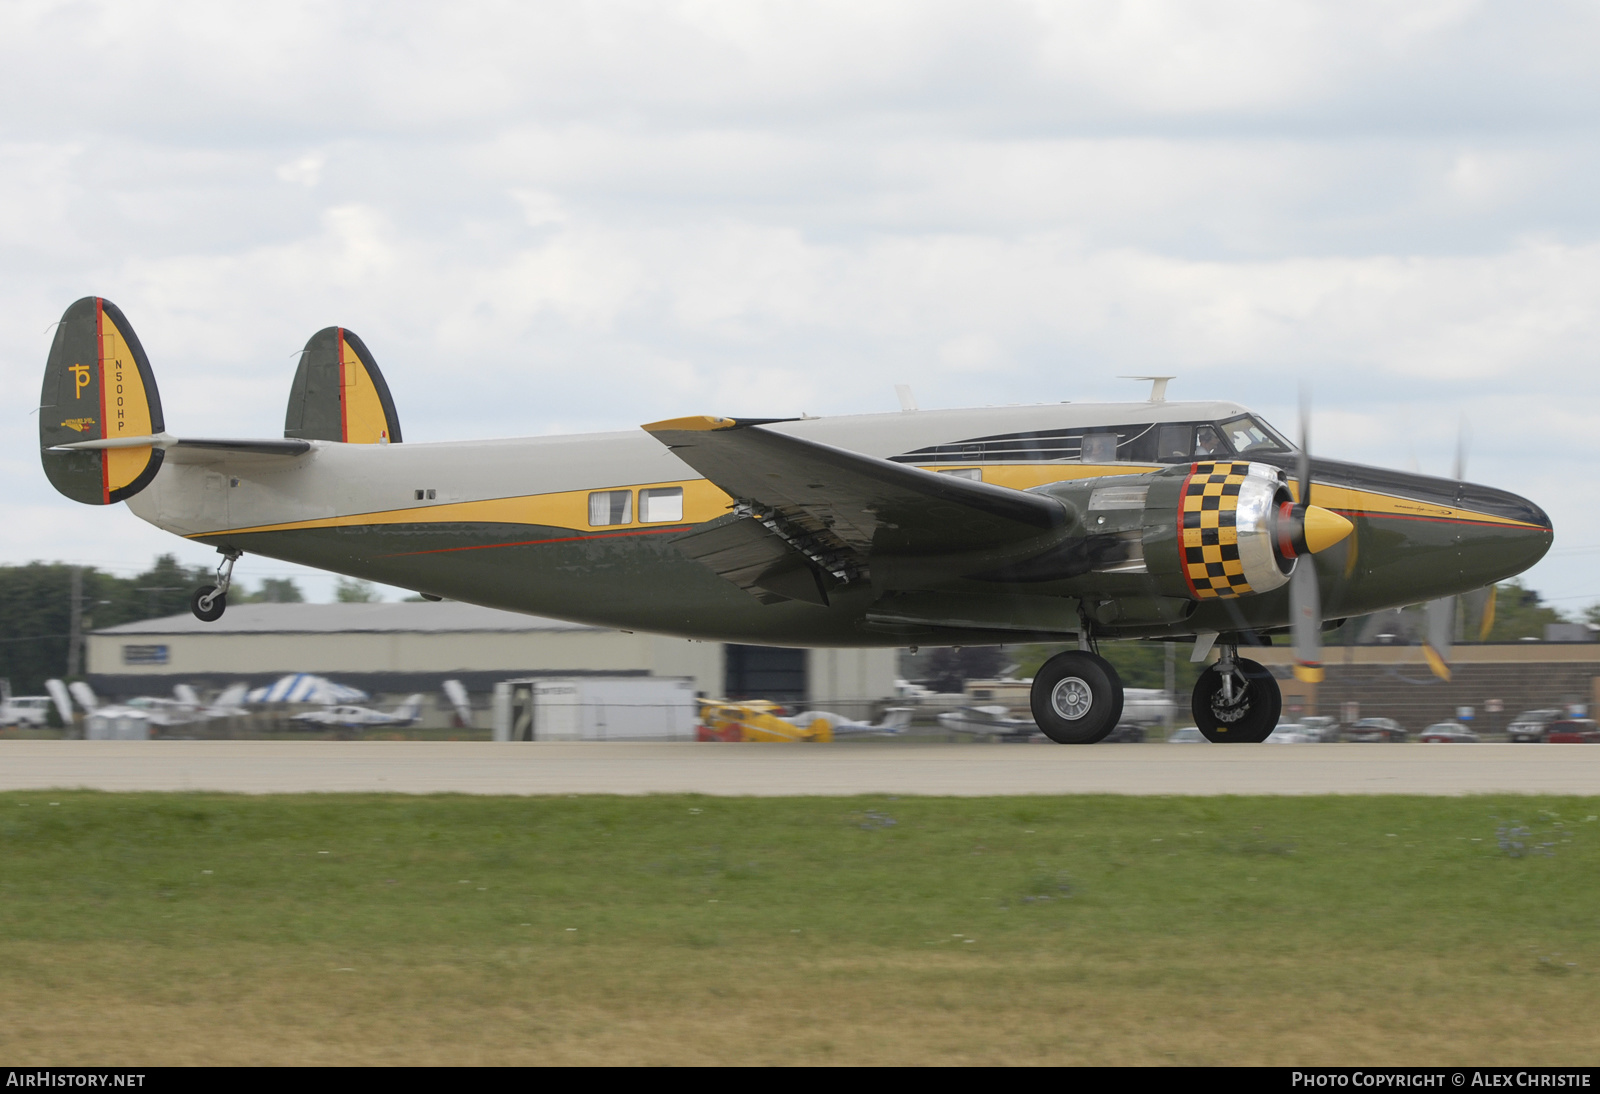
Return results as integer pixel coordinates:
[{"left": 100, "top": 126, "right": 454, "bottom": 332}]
[
  {"left": 191, "top": 549, "right": 241, "bottom": 622},
  {"left": 1030, "top": 650, "right": 1124, "bottom": 744},
  {"left": 1192, "top": 647, "right": 1280, "bottom": 742}
]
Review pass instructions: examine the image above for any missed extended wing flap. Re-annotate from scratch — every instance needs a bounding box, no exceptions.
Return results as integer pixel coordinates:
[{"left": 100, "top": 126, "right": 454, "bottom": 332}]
[
  {"left": 643, "top": 416, "right": 1065, "bottom": 558},
  {"left": 671, "top": 513, "right": 830, "bottom": 605}
]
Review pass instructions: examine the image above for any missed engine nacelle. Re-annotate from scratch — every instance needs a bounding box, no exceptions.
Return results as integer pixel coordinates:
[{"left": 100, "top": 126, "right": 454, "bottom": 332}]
[
  {"left": 1025, "top": 460, "right": 1298, "bottom": 602},
  {"left": 1169, "top": 459, "right": 1293, "bottom": 599}
]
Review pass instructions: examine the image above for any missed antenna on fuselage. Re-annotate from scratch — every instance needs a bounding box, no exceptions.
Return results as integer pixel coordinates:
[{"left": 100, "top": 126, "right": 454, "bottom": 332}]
[{"left": 1119, "top": 375, "right": 1175, "bottom": 403}]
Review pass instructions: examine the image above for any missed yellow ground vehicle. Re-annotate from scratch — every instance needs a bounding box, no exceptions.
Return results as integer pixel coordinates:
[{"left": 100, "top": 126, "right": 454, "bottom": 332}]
[{"left": 696, "top": 699, "right": 834, "bottom": 743}]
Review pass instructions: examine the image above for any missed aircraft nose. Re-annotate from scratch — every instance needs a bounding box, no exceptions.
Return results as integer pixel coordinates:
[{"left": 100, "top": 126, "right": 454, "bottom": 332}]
[{"left": 1454, "top": 483, "right": 1553, "bottom": 586}]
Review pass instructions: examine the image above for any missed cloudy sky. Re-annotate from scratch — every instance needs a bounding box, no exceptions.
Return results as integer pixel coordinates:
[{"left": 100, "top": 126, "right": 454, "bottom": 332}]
[{"left": 2, "top": 0, "right": 1597, "bottom": 609}]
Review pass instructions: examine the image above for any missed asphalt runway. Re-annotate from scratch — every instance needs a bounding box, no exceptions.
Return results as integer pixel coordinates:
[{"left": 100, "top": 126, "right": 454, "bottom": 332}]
[{"left": 1, "top": 740, "right": 1599, "bottom": 796}]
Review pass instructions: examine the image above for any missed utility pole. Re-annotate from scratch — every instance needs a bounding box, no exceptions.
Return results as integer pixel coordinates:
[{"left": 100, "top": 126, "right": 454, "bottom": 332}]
[{"left": 66, "top": 566, "right": 83, "bottom": 677}]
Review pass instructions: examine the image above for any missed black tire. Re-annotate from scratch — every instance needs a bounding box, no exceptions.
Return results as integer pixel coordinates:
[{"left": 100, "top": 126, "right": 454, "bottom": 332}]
[
  {"left": 1030, "top": 651, "right": 1124, "bottom": 744},
  {"left": 190, "top": 584, "right": 226, "bottom": 623},
  {"left": 1192, "top": 658, "right": 1280, "bottom": 743}
]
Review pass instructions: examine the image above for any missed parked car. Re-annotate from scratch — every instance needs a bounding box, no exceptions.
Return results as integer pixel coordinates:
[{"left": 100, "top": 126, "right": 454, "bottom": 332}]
[
  {"left": 1298, "top": 715, "right": 1341, "bottom": 742},
  {"left": 1265, "top": 722, "right": 1320, "bottom": 744},
  {"left": 1103, "top": 723, "right": 1146, "bottom": 743},
  {"left": 1507, "top": 709, "right": 1562, "bottom": 743},
  {"left": 1167, "top": 726, "right": 1205, "bottom": 743},
  {"left": 1544, "top": 719, "right": 1600, "bottom": 743},
  {"left": 1343, "top": 717, "right": 1408, "bottom": 743},
  {"left": 1419, "top": 721, "right": 1480, "bottom": 743}
]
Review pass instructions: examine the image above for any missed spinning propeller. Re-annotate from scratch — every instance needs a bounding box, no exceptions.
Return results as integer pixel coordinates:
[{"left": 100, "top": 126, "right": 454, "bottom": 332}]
[
  {"left": 1421, "top": 418, "right": 1496, "bottom": 680},
  {"left": 1286, "top": 390, "right": 1353, "bottom": 683}
]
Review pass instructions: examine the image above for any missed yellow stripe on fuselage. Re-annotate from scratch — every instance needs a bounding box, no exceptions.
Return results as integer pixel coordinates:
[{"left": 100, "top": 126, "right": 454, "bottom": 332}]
[
  {"left": 202, "top": 477, "right": 737, "bottom": 538},
  {"left": 192, "top": 461, "right": 1544, "bottom": 543}
]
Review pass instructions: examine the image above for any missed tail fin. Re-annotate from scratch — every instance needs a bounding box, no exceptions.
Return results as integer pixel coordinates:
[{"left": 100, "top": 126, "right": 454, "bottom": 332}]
[
  {"left": 284, "top": 327, "right": 401, "bottom": 444},
  {"left": 67, "top": 681, "right": 99, "bottom": 712},
  {"left": 395, "top": 693, "right": 423, "bottom": 723},
  {"left": 174, "top": 683, "right": 201, "bottom": 708},
  {"left": 40, "top": 297, "right": 165, "bottom": 504},
  {"left": 441, "top": 679, "right": 473, "bottom": 727},
  {"left": 45, "top": 680, "right": 74, "bottom": 725},
  {"left": 214, "top": 683, "right": 248, "bottom": 709}
]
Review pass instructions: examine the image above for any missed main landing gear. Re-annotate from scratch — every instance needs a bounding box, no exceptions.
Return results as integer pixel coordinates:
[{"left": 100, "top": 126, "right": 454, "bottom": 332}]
[
  {"left": 1191, "top": 643, "right": 1281, "bottom": 743},
  {"left": 1029, "top": 640, "right": 1286, "bottom": 744},
  {"left": 190, "top": 549, "right": 241, "bottom": 623},
  {"left": 1030, "top": 650, "right": 1125, "bottom": 744}
]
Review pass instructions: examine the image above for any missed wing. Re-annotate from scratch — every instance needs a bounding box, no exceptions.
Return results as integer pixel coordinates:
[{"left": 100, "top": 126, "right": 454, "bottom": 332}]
[{"left": 644, "top": 416, "right": 1067, "bottom": 603}]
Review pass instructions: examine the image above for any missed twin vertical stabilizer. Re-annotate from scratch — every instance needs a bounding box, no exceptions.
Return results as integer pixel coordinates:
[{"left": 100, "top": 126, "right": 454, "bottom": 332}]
[
  {"left": 39, "top": 297, "right": 165, "bottom": 505},
  {"left": 39, "top": 299, "right": 404, "bottom": 507},
  {"left": 284, "top": 327, "right": 402, "bottom": 445}
]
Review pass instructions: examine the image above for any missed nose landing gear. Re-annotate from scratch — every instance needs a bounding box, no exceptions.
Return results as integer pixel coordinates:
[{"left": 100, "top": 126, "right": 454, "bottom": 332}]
[
  {"left": 190, "top": 549, "right": 241, "bottom": 623},
  {"left": 1192, "top": 642, "right": 1281, "bottom": 742}
]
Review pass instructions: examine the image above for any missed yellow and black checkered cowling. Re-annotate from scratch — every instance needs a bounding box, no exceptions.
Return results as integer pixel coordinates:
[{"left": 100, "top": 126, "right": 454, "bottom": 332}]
[{"left": 1180, "top": 461, "right": 1263, "bottom": 599}]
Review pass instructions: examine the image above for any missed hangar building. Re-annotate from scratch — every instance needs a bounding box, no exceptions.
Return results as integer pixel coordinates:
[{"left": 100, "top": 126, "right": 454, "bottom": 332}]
[{"left": 86, "top": 602, "right": 897, "bottom": 721}]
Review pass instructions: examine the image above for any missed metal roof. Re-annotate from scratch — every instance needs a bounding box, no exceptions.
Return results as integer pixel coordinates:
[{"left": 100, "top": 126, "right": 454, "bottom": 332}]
[{"left": 91, "top": 601, "right": 604, "bottom": 636}]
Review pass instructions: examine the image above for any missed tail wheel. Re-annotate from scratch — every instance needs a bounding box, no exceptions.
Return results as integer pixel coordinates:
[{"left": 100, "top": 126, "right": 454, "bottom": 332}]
[
  {"left": 190, "top": 584, "right": 226, "bottom": 623},
  {"left": 1030, "top": 651, "right": 1124, "bottom": 744},
  {"left": 1192, "top": 658, "right": 1280, "bottom": 742}
]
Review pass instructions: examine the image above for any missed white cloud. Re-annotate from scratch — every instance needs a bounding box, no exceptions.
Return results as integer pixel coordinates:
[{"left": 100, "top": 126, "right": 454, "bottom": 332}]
[{"left": 0, "top": 0, "right": 1597, "bottom": 605}]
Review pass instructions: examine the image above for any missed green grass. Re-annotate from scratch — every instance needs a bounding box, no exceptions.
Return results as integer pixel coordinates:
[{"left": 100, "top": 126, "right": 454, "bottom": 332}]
[{"left": 1, "top": 792, "right": 1598, "bottom": 1064}]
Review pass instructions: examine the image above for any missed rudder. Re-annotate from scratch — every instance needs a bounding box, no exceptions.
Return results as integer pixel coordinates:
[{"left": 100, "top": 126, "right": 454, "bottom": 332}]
[
  {"left": 284, "top": 327, "right": 401, "bottom": 444},
  {"left": 39, "top": 297, "right": 166, "bottom": 504}
]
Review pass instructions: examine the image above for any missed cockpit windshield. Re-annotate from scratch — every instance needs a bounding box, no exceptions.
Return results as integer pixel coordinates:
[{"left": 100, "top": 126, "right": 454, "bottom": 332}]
[{"left": 1218, "top": 414, "right": 1291, "bottom": 455}]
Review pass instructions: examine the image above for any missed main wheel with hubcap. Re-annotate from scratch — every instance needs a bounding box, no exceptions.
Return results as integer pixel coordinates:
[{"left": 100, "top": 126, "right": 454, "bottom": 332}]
[
  {"left": 1030, "top": 651, "right": 1124, "bottom": 744},
  {"left": 1192, "top": 658, "right": 1280, "bottom": 742}
]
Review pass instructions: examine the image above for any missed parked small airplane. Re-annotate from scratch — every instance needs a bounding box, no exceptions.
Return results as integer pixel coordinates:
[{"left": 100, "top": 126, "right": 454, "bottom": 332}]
[
  {"left": 290, "top": 694, "right": 424, "bottom": 730},
  {"left": 66, "top": 680, "right": 195, "bottom": 728},
  {"left": 938, "top": 705, "right": 1041, "bottom": 741},
  {"left": 787, "top": 706, "right": 913, "bottom": 737},
  {"left": 39, "top": 297, "right": 1553, "bottom": 744}
]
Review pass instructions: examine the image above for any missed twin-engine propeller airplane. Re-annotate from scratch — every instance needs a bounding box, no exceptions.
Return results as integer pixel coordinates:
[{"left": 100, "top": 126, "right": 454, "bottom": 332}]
[{"left": 40, "top": 297, "right": 1553, "bottom": 744}]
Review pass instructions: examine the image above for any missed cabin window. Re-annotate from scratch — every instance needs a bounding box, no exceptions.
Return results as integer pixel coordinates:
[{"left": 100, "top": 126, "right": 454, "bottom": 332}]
[
  {"left": 935, "top": 467, "right": 982, "bottom": 481},
  {"left": 1080, "top": 433, "right": 1118, "bottom": 463},
  {"left": 1155, "top": 424, "right": 1192, "bottom": 462},
  {"left": 640, "top": 487, "right": 684, "bottom": 523},
  {"left": 1194, "top": 424, "right": 1226, "bottom": 458},
  {"left": 588, "top": 490, "right": 633, "bottom": 526}
]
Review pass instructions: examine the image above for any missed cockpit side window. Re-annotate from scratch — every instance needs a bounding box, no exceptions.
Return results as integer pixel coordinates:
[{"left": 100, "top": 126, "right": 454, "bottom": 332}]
[{"left": 1218, "top": 414, "right": 1289, "bottom": 455}]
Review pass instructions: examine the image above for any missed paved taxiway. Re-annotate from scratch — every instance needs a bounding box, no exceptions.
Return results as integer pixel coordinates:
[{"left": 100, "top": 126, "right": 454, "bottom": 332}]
[{"left": 0, "top": 741, "right": 1597, "bottom": 795}]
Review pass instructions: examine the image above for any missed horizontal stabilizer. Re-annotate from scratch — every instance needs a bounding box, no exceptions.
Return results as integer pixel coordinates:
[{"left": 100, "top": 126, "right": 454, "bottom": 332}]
[
  {"left": 40, "top": 297, "right": 165, "bottom": 504},
  {"left": 49, "top": 433, "right": 311, "bottom": 459},
  {"left": 285, "top": 327, "right": 402, "bottom": 444}
]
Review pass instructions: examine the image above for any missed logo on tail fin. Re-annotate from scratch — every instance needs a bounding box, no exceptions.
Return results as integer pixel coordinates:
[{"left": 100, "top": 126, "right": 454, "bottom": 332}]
[
  {"left": 60, "top": 418, "right": 96, "bottom": 432},
  {"left": 69, "top": 363, "right": 91, "bottom": 398}
]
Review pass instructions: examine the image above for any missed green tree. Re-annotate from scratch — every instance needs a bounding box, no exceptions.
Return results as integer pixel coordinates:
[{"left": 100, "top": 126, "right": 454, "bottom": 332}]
[
  {"left": 118, "top": 554, "right": 215, "bottom": 622},
  {"left": 0, "top": 554, "right": 218, "bottom": 693},
  {"left": 335, "top": 578, "right": 380, "bottom": 603},
  {"left": 241, "top": 578, "right": 304, "bottom": 604},
  {"left": 1484, "top": 579, "right": 1566, "bottom": 643}
]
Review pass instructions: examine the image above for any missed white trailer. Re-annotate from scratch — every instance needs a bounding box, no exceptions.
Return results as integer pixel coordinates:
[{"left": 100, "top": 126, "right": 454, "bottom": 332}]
[{"left": 492, "top": 676, "right": 696, "bottom": 742}]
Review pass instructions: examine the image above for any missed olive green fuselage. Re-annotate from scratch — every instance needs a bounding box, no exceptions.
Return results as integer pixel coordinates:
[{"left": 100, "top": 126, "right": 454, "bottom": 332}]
[{"left": 125, "top": 401, "right": 1552, "bottom": 647}]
